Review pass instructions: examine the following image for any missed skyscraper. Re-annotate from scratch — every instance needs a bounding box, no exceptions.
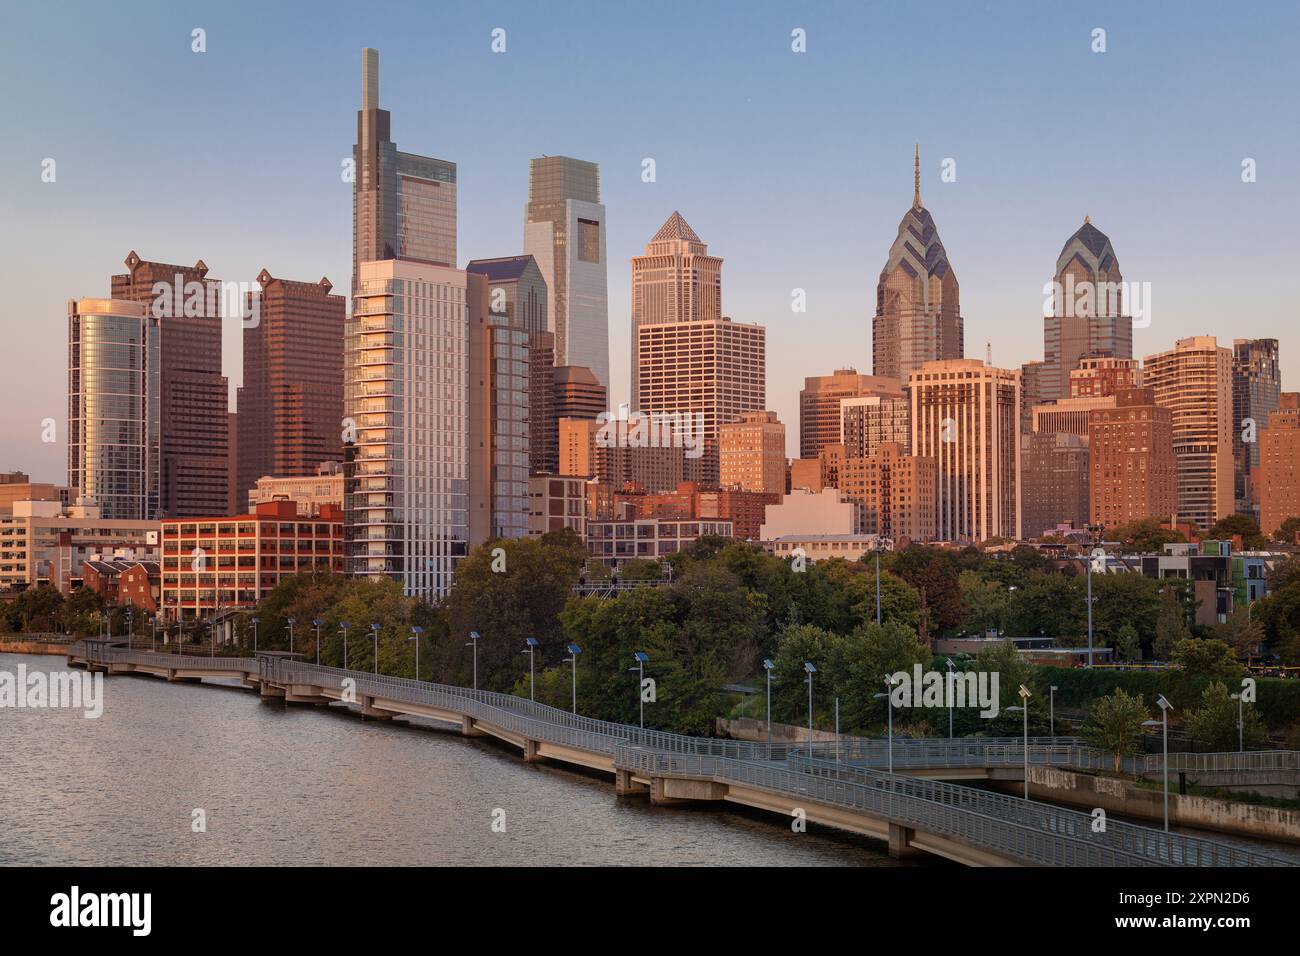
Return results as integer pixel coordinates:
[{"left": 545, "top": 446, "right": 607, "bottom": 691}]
[
  {"left": 720, "top": 411, "right": 786, "bottom": 494},
  {"left": 111, "top": 252, "right": 228, "bottom": 518},
  {"left": 1231, "top": 338, "right": 1280, "bottom": 518},
  {"left": 799, "top": 369, "right": 905, "bottom": 461},
  {"left": 236, "top": 270, "right": 345, "bottom": 505},
  {"left": 1089, "top": 386, "right": 1177, "bottom": 531},
  {"left": 1144, "top": 336, "right": 1235, "bottom": 532},
  {"left": 840, "top": 394, "right": 911, "bottom": 458},
  {"left": 909, "top": 359, "right": 1020, "bottom": 542},
  {"left": 524, "top": 156, "right": 609, "bottom": 386},
  {"left": 67, "top": 298, "right": 158, "bottom": 520},
  {"left": 1259, "top": 393, "right": 1300, "bottom": 537},
  {"left": 1042, "top": 218, "right": 1133, "bottom": 403},
  {"left": 629, "top": 211, "right": 722, "bottom": 408},
  {"left": 344, "top": 260, "right": 469, "bottom": 596},
  {"left": 637, "top": 317, "right": 766, "bottom": 487},
  {"left": 352, "top": 47, "right": 457, "bottom": 286},
  {"left": 873, "top": 147, "right": 963, "bottom": 381}
]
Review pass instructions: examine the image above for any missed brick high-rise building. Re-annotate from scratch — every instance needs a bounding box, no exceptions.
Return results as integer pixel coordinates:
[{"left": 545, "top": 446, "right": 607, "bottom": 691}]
[
  {"left": 236, "top": 270, "right": 345, "bottom": 509},
  {"left": 629, "top": 211, "right": 722, "bottom": 408},
  {"left": 1144, "top": 336, "right": 1234, "bottom": 532},
  {"left": 1020, "top": 432, "right": 1089, "bottom": 539},
  {"left": 837, "top": 442, "right": 936, "bottom": 543},
  {"left": 1069, "top": 355, "right": 1141, "bottom": 398},
  {"left": 523, "top": 156, "right": 608, "bottom": 385},
  {"left": 1042, "top": 217, "right": 1133, "bottom": 403},
  {"left": 840, "top": 394, "right": 910, "bottom": 458},
  {"left": 111, "top": 252, "right": 228, "bottom": 518},
  {"left": 1089, "top": 386, "right": 1176, "bottom": 531},
  {"left": 1019, "top": 359, "right": 1048, "bottom": 436},
  {"left": 910, "top": 359, "right": 1020, "bottom": 542},
  {"left": 873, "top": 147, "right": 963, "bottom": 381},
  {"left": 1231, "top": 338, "right": 1280, "bottom": 518},
  {"left": 719, "top": 411, "right": 785, "bottom": 494},
  {"left": 799, "top": 368, "right": 903, "bottom": 460},
  {"left": 1259, "top": 393, "right": 1300, "bottom": 536},
  {"left": 636, "top": 317, "right": 765, "bottom": 487},
  {"left": 352, "top": 48, "right": 456, "bottom": 286}
]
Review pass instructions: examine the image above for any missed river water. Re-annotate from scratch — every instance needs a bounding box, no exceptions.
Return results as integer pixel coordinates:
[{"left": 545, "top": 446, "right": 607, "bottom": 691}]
[{"left": 0, "top": 654, "right": 903, "bottom": 866}]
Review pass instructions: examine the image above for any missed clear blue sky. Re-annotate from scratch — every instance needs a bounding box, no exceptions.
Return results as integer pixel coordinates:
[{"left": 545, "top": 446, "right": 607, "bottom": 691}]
[{"left": 2, "top": 0, "right": 1297, "bottom": 482}]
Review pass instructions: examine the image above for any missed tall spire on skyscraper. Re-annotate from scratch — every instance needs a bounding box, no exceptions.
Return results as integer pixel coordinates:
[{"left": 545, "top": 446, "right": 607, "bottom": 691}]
[{"left": 913, "top": 144, "right": 922, "bottom": 209}]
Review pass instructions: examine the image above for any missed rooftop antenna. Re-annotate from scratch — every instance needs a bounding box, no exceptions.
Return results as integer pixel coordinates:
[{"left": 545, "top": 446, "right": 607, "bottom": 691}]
[
  {"left": 986, "top": 342, "right": 992, "bottom": 365},
  {"left": 913, "top": 144, "right": 922, "bottom": 209}
]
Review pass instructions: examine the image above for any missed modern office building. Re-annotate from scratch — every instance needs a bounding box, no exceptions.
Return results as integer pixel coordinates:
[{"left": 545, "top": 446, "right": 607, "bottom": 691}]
[
  {"left": 873, "top": 147, "right": 963, "bottom": 381},
  {"left": 840, "top": 394, "right": 911, "bottom": 458},
  {"left": 1042, "top": 218, "right": 1132, "bottom": 403},
  {"left": 799, "top": 368, "right": 904, "bottom": 461},
  {"left": 629, "top": 211, "right": 722, "bottom": 408},
  {"left": 1259, "top": 392, "right": 1300, "bottom": 536},
  {"left": 352, "top": 47, "right": 456, "bottom": 284},
  {"left": 1144, "top": 336, "right": 1235, "bottom": 532},
  {"left": 160, "top": 500, "right": 344, "bottom": 619},
  {"left": 1231, "top": 338, "right": 1280, "bottom": 517},
  {"left": 1088, "top": 386, "right": 1176, "bottom": 531},
  {"left": 236, "top": 270, "right": 345, "bottom": 506},
  {"left": 558, "top": 417, "right": 686, "bottom": 494},
  {"left": 636, "top": 317, "right": 765, "bottom": 487},
  {"left": 523, "top": 156, "right": 609, "bottom": 385},
  {"left": 836, "top": 441, "right": 937, "bottom": 542},
  {"left": 0, "top": 499, "right": 159, "bottom": 594},
  {"left": 586, "top": 517, "right": 733, "bottom": 568},
  {"left": 344, "top": 260, "right": 470, "bottom": 597},
  {"left": 1032, "top": 395, "right": 1116, "bottom": 437},
  {"left": 527, "top": 475, "right": 587, "bottom": 538},
  {"left": 67, "top": 297, "right": 158, "bottom": 521},
  {"left": 909, "top": 359, "right": 1020, "bottom": 542},
  {"left": 719, "top": 411, "right": 786, "bottom": 494},
  {"left": 1018, "top": 360, "right": 1048, "bottom": 436},
  {"left": 1020, "top": 431, "right": 1089, "bottom": 539}
]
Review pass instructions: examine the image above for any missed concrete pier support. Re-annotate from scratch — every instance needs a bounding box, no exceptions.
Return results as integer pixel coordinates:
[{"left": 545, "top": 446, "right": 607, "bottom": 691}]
[
  {"left": 888, "top": 822, "right": 922, "bottom": 860},
  {"left": 523, "top": 738, "right": 541, "bottom": 762},
  {"left": 650, "top": 776, "right": 728, "bottom": 805},
  {"left": 615, "top": 769, "right": 648, "bottom": 796},
  {"left": 359, "top": 695, "right": 393, "bottom": 719},
  {"left": 460, "top": 715, "right": 482, "bottom": 737},
  {"left": 166, "top": 670, "right": 200, "bottom": 683},
  {"left": 260, "top": 682, "right": 286, "bottom": 699}
]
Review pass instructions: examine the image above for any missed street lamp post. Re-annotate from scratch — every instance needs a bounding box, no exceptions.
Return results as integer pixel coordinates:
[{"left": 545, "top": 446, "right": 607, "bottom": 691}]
[
  {"left": 565, "top": 643, "right": 582, "bottom": 714},
  {"left": 467, "top": 632, "right": 480, "bottom": 690},
  {"left": 312, "top": 619, "right": 323, "bottom": 666},
  {"left": 632, "top": 652, "right": 649, "bottom": 728},
  {"left": 523, "top": 637, "right": 539, "bottom": 701},
  {"left": 286, "top": 617, "right": 296, "bottom": 655},
  {"left": 1050, "top": 684, "right": 1058, "bottom": 738},
  {"left": 803, "top": 661, "right": 817, "bottom": 745},
  {"left": 370, "top": 623, "right": 380, "bottom": 674},
  {"left": 150, "top": 618, "right": 157, "bottom": 653},
  {"left": 762, "top": 658, "right": 775, "bottom": 745},
  {"left": 945, "top": 658, "right": 955, "bottom": 739},
  {"left": 874, "top": 675, "right": 900, "bottom": 773},
  {"left": 1145, "top": 695, "right": 1174, "bottom": 832},
  {"left": 338, "top": 621, "right": 348, "bottom": 669},
  {"left": 1006, "top": 684, "right": 1032, "bottom": 800},
  {"left": 875, "top": 546, "right": 882, "bottom": 626},
  {"left": 1086, "top": 545, "right": 1104, "bottom": 668},
  {"left": 409, "top": 626, "right": 423, "bottom": 681},
  {"left": 1231, "top": 691, "right": 1244, "bottom": 753},
  {"left": 251, "top": 616, "right": 259, "bottom": 656}
]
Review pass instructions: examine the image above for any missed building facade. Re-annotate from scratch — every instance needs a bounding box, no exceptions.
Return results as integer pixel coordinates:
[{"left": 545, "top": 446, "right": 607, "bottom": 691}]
[
  {"left": 523, "top": 156, "right": 609, "bottom": 385},
  {"left": 840, "top": 394, "right": 911, "bottom": 458},
  {"left": 799, "top": 369, "right": 904, "bottom": 461},
  {"left": 1259, "top": 392, "right": 1300, "bottom": 536},
  {"left": 67, "top": 297, "right": 158, "bottom": 520},
  {"left": 629, "top": 211, "right": 722, "bottom": 408},
  {"left": 527, "top": 475, "right": 587, "bottom": 538},
  {"left": 236, "top": 270, "right": 346, "bottom": 506},
  {"left": 1019, "top": 431, "right": 1089, "bottom": 539},
  {"left": 586, "top": 517, "right": 733, "bottom": 568},
  {"left": 836, "top": 442, "right": 937, "bottom": 542},
  {"left": 1088, "top": 386, "right": 1177, "bottom": 531},
  {"left": 1231, "top": 338, "right": 1280, "bottom": 518},
  {"left": 873, "top": 148, "right": 963, "bottom": 381},
  {"left": 719, "top": 411, "right": 786, "bottom": 494},
  {"left": 248, "top": 462, "right": 344, "bottom": 515},
  {"left": 909, "top": 360, "right": 1020, "bottom": 542},
  {"left": 1144, "top": 336, "right": 1235, "bottom": 532},
  {"left": 0, "top": 499, "right": 159, "bottom": 593}
]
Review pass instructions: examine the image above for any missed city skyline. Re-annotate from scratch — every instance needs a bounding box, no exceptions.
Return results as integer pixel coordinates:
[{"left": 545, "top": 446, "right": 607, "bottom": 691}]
[{"left": 4, "top": 1, "right": 1299, "bottom": 484}]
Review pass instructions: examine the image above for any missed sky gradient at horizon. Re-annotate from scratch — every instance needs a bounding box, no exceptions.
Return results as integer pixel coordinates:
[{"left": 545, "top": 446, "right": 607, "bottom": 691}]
[{"left": 2, "top": 0, "right": 1297, "bottom": 483}]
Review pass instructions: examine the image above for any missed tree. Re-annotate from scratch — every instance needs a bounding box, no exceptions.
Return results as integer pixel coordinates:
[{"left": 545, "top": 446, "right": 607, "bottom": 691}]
[
  {"left": 1005, "top": 572, "right": 1085, "bottom": 641},
  {"left": 1271, "top": 516, "right": 1300, "bottom": 544},
  {"left": 888, "top": 546, "right": 966, "bottom": 636},
  {"left": 1113, "top": 622, "right": 1141, "bottom": 662},
  {"left": 1081, "top": 689, "right": 1149, "bottom": 772},
  {"left": 1206, "top": 514, "right": 1269, "bottom": 550},
  {"left": 1153, "top": 589, "right": 1191, "bottom": 660},
  {"left": 1171, "top": 637, "right": 1243, "bottom": 682},
  {"left": 60, "top": 586, "right": 105, "bottom": 636},
  {"left": 1182, "top": 681, "right": 1267, "bottom": 752},
  {"left": 1211, "top": 608, "right": 1265, "bottom": 662},
  {"left": 959, "top": 570, "right": 1010, "bottom": 636},
  {"left": 1110, "top": 517, "right": 1185, "bottom": 553}
]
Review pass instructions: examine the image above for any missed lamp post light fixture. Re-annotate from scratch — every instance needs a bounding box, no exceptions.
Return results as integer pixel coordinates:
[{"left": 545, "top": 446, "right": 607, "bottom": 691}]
[
  {"left": 467, "top": 631, "right": 480, "bottom": 690},
  {"left": 564, "top": 643, "right": 582, "bottom": 714},
  {"left": 874, "top": 544, "right": 882, "bottom": 626},
  {"left": 945, "top": 658, "right": 956, "bottom": 739},
  {"left": 1050, "top": 685, "right": 1058, "bottom": 738},
  {"left": 151, "top": 617, "right": 157, "bottom": 653},
  {"left": 286, "top": 617, "right": 296, "bottom": 655},
  {"left": 803, "top": 661, "right": 818, "bottom": 745},
  {"left": 312, "top": 619, "right": 323, "bottom": 666},
  {"left": 1144, "top": 695, "right": 1174, "bottom": 832},
  {"left": 873, "top": 674, "right": 900, "bottom": 773},
  {"left": 523, "top": 637, "right": 539, "bottom": 701},
  {"left": 338, "top": 621, "right": 349, "bottom": 669},
  {"left": 1005, "top": 684, "right": 1032, "bottom": 800},
  {"left": 631, "top": 651, "right": 650, "bottom": 728},
  {"left": 409, "top": 626, "right": 424, "bottom": 681},
  {"left": 250, "top": 616, "right": 259, "bottom": 656},
  {"left": 370, "top": 623, "right": 380, "bottom": 674},
  {"left": 1230, "top": 691, "right": 1244, "bottom": 753},
  {"left": 762, "top": 658, "right": 775, "bottom": 745}
]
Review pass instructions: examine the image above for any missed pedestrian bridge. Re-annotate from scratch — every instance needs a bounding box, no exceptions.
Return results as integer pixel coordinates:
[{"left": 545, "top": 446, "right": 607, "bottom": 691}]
[{"left": 66, "top": 641, "right": 1296, "bottom": 868}]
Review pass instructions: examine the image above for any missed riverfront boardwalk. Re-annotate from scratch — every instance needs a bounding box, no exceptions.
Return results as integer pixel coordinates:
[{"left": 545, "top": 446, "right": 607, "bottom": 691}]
[{"left": 66, "top": 641, "right": 1297, "bottom": 868}]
